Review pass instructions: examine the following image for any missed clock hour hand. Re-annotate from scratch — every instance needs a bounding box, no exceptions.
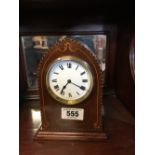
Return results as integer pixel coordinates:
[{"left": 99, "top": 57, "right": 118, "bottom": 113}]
[
  {"left": 70, "top": 81, "right": 86, "bottom": 91},
  {"left": 60, "top": 79, "right": 71, "bottom": 94}
]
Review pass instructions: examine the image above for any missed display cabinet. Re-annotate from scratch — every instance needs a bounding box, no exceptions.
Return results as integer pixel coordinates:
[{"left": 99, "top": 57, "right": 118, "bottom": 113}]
[
  {"left": 20, "top": 28, "right": 117, "bottom": 100},
  {"left": 21, "top": 35, "right": 107, "bottom": 89}
]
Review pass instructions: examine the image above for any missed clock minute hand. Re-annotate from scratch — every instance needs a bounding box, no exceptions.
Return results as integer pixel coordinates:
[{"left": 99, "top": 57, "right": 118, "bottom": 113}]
[{"left": 70, "top": 81, "right": 86, "bottom": 91}]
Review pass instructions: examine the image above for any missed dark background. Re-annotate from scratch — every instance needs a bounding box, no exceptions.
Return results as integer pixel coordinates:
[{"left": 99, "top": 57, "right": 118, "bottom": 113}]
[{"left": 20, "top": 0, "right": 135, "bottom": 115}]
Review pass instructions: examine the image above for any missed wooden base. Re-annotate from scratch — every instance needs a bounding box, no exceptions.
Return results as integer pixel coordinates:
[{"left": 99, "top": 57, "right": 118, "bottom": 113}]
[{"left": 34, "top": 128, "right": 107, "bottom": 141}]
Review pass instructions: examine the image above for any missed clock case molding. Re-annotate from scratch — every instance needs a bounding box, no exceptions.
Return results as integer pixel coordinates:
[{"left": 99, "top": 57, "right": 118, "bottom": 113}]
[
  {"left": 34, "top": 38, "right": 107, "bottom": 141},
  {"left": 19, "top": 25, "right": 117, "bottom": 100}
]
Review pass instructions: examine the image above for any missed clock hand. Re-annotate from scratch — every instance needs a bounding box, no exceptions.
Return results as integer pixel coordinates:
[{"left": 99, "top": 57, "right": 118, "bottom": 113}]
[
  {"left": 60, "top": 79, "right": 71, "bottom": 94},
  {"left": 70, "top": 81, "right": 86, "bottom": 91}
]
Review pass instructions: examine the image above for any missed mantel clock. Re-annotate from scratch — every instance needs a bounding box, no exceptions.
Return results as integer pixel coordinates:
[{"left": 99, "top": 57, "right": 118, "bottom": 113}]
[{"left": 34, "top": 38, "right": 106, "bottom": 141}]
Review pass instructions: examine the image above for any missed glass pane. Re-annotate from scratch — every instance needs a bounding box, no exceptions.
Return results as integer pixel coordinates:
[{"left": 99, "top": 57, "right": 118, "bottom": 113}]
[{"left": 21, "top": 35, "right": 107, "bottom": 89}]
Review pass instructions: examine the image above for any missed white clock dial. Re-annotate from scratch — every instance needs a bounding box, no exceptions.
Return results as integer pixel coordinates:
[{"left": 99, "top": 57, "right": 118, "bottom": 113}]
[{"left": 46, "top": 56, "right": 93, "bottom": 105}]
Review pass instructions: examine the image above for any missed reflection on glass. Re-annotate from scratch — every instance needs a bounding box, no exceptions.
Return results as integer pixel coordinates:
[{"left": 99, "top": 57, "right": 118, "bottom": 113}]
[
  {"left": 93, "top": 35, "right": 107, "bottom": 71},
  {"left": 21, "top": 35, "right": 107, "bottom": 89},
  {"left": 32, "top": 36, "right": 48, "bottom": 49},
  {"left": 129, "top": 46, "right": 135, "bottom": 81},
  {"left": 31, "top": 109, "right": 41, "bottom": 128}
]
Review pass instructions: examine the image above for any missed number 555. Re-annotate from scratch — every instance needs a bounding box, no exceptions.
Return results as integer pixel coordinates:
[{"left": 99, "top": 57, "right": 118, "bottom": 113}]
[{"left": 67, "top": 111, "right": 79, "bottom": 117}]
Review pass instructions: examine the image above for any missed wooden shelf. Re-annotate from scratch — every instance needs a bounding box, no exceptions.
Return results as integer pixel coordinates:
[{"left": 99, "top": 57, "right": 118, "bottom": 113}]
[{"left": 20, "top": 95, "right": 134, "bottom": 155}]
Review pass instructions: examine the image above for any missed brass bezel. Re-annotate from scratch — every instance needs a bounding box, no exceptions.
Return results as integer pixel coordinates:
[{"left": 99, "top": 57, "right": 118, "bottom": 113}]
[{"left": 46, "top": 56, "right": 94, "bottom": 105}]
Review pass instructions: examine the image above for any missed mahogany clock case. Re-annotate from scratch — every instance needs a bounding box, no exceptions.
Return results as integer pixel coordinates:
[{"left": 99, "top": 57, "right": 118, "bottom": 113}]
[{"left": 35, "top": 38, "right": 107, "bottom": 141}]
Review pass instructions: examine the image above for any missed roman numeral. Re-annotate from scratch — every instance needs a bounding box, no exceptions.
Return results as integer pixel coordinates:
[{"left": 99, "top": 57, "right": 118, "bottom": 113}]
[
  {"left": 54, "top": 85, "right": 59, "bottom": 91},
  {"left": 54, "top": 72, "right": 59, "bottom": 75},
  {"left": 68, "top": 93, "right": 72, "bottom": 97},
  {"left": 80, "top": 71, "right": 86, "bottom": 76},
  {"left": 82, "top": 79, "right": 88, "bottom": 82},
  {"left": 67, "top": 62, "right": 72, "bottom": 68},
  {"left": 75, "top": 65, "right": 79, "bottom": 70},
  {"left": 76, "top": 91, "right": 80, "bottom": 95},
  {"left": 52, "top": 79, "right": 57, "bottom": 82},
  {"left": 80, "top": 86, "right": 86, "bottom": 90},
  {"left": 59, "top": 65, "right": 64, "bottom": 70}
]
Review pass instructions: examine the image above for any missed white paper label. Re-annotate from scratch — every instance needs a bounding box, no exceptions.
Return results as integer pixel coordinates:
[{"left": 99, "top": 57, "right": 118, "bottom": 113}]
[{"left": 61, "top": 108, "right": 84, "bottom": 121}]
